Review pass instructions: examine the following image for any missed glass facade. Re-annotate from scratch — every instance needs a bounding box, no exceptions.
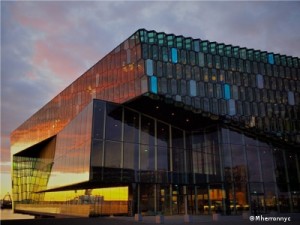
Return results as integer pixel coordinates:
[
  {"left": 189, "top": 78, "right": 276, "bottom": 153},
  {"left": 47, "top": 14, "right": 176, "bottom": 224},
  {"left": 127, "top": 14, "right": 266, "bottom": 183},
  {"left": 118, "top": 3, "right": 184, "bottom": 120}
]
[{"left": 11, "top": 29, "right": 300, "bottom": 217}]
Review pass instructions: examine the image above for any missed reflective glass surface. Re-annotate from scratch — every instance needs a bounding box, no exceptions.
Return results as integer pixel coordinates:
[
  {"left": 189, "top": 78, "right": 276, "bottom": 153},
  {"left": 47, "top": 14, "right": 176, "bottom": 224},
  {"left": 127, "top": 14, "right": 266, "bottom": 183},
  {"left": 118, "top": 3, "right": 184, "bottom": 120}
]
[{"left": 12, "top": 29, "right": 300, "bottom": 217}]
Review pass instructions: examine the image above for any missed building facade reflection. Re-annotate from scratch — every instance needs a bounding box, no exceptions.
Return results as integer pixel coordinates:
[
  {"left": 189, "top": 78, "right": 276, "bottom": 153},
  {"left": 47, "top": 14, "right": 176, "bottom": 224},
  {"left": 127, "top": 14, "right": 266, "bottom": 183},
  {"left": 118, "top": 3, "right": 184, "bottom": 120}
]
[{"left": 11, "top": 29, "right": 300, "bottom": 217}]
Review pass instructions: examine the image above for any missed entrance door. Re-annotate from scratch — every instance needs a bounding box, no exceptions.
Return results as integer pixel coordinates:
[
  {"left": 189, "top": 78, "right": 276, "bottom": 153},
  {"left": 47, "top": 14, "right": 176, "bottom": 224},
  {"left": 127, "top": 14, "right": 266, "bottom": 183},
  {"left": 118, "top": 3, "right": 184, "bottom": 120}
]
[
  {"left": 196, "top": 185, "right": 209, "bottom": 214},
  {"left": 250, "top": 193, "right": 265, "bottom": 214}
]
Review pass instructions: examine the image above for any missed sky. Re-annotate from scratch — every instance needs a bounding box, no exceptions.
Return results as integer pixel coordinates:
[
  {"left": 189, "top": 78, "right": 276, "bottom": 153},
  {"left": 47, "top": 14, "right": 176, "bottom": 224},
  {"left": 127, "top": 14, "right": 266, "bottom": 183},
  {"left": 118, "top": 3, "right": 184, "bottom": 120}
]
[{"left": 1, "top": 0, "right": 300, "bottom": 198}]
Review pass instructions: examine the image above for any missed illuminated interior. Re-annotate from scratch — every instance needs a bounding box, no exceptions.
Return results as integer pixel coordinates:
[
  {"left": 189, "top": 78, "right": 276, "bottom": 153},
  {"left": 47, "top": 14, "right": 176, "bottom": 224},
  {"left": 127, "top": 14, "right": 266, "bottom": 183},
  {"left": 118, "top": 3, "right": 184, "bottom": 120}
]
[{"left": 44, "top": 187, "right": 128, "bottom": 202}]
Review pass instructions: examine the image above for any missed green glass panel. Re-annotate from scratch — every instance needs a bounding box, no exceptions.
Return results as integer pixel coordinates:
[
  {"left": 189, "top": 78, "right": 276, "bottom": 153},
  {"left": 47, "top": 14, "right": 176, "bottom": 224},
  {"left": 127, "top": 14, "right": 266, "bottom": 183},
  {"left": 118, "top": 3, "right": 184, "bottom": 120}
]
[
  {"left": 158, "top": 33, "right": 165, "bottom": 45},
  {"left": 167, "top": 35, "right": 174, "bottom": 47},
  {"left": 240, "top": 48, "right": 247, "bottom": 60},
  {"left": 281, "top": 56, "right": 287, "bottom": 66},
  {"left": 185, "top": 38, "right": 192, "bottom": 50},
  {"left": 247, "top": 49, "right": 254, "bottom": 60},
  {"left": 254, "top": 51, "right": 261, "bottom": 62},
  {"left": 292, "top": 58, "right": 299, "bottom": 68},
  {"left": 209, "top": 42, "right": 216, "bottom": 54},
  {"left": 176, "top": 36, "right": 183, "bottom": 48},
  {"left": 225, "top": 45, "right": 232, "bottom": 57},
  {"left": 260, "top": 52, "right": 267, "bottom": 63},
  {"left": 148, "top": 31, "right": 156, "bottom": 44},
  {"left": 201, "top": 41, "right": 208, "bottom": 53},
  {"left": 233, "top": 47, "right": 239, "bottom": 58},
  {"left": 217, "top": 44, "right": 224, "bottom": 56},
  {"left": 274, "top": 55, "right": 281, "bottom": 65},
  {"left": 139, "top": 30, "right": 147, "bottom": 43},
  {"left": 287, "top": 57, "right": 293, "bottom": 67}
]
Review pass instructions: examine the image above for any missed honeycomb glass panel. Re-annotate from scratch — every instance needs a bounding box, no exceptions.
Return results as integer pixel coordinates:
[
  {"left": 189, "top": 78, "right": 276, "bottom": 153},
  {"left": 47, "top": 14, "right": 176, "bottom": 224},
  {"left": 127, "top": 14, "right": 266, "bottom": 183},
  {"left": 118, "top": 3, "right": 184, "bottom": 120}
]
[
  {"left": 268, "top": 53, "right": 275, "bottom": 65},
  {"left": 146, "top": 59, "right": 153, "bottom": 76},
  {"left": 224, "top": 84, "right": 231, "bottom": 100},
  {"left": 189, "top": 80, "right": 197, "bottom": 97},
  {"left": 228, "top": 99, "right": 236, "bottom": 115},
  {"left": 217, "top": 43, "right": 224, "bottom": 56},
  {"left": 256, "top": 74, "right": 264, "bottom": 89},
  {"left": 288, "top": 91, "right": 295, "bottom": 105},
  {"left": 193, "top": 40, "right": 200, "bottom": 52},
  {"left": 150, "top": 76, "right": 158, "bottom": 94}
]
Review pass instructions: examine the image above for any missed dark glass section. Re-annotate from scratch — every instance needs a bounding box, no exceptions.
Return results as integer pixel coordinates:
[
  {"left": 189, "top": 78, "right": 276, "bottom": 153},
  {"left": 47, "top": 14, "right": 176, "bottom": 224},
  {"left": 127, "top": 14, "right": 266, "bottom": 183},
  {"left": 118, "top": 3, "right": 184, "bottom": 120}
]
[
  {"left": 157, "top": 122, "right": 170, "bottom": 171},
  {"left": 91, "top": 140, "right": 103, "bottom": 168},
  {"left": 105, "top": 104, "right": 123, "bottom": 141},
  {"left": 123, "top": 109, "right": 139, "bottom": 170},
  {"left": 93, "top": 100, "right": 105, "bottom": 139},
  {"left": 172, "top": 128, "right": 185, "bottom": 183},
  {"left": 140, "top": 115, "right": 155, "bottom": 171},
  {"left": 104, "top": 141, "right": 121, "bottom": 168},
  {"left": 246, "top": 146, "right": 261, "bottom": 182}
]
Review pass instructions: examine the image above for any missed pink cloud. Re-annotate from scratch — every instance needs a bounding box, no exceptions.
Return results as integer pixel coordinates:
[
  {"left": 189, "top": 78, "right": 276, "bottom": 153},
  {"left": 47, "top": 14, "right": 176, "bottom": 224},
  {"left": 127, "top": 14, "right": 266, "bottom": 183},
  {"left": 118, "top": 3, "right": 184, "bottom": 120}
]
[
  {"left": 11, "top": 2, "right": 73, "bottom": 36},
  {"left": 31, "top": 38, "right": 101, "bottom": 83},
  {"left": 11, "top": 2, "right": 104, "bottom": 84}
]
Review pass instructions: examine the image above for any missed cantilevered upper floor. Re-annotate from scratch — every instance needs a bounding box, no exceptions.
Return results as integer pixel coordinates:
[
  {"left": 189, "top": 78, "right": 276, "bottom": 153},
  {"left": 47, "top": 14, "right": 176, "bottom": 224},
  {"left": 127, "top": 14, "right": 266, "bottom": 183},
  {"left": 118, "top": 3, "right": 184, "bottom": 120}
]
[{"left": 11, "top": 29, "right": 300, "bottom": 155}]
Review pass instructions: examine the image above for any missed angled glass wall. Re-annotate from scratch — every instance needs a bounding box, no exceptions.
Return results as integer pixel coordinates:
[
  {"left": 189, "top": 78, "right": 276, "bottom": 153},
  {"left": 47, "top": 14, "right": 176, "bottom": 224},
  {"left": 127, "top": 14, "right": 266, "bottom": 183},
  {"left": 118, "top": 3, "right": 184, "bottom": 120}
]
[
  {"left": 88, "top": 99, "right": 300, "bottom": 215},
  {"left": 11, "top": 31, "right": 144, "bottom": 155}
]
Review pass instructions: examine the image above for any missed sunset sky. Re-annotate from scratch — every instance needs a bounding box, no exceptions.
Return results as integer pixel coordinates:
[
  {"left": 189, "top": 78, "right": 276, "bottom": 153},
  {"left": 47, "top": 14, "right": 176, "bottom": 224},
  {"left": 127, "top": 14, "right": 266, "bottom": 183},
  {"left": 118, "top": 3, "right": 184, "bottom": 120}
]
[{"left": 1, "top": 1, "right": 300, "bottom": 198}]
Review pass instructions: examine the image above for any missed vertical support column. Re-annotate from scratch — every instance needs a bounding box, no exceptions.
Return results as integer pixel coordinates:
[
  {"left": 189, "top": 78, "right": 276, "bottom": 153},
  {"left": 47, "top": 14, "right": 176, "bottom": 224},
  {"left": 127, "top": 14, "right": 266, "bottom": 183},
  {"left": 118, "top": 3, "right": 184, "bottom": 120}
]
[
  {"left": 135, "top": 184, "right": 143, "bottom": 221},
  {"left": 183, "top": 131, "right": 191, "bottom": 223},
  {"left": 101, "top": 103, "right": 107, "bottom": 181},
  {"left": 169, "top": 125, "right": 173, "bottom": 215},
  {"left": 137, "top": 184, "right": 140, "bottom": 214},
  {"left": 121, "top": 107, "right": 124, "bottom": 177},
  {"left": 135, "top": 112, "right": 142, "bottom": 222},
  {"left": 270, "top": 148, "right": 280, "bottom": 213},
  {"left": 154, "top": 119, "right": 157, "bottom": 214},
  {"left": 283, "top": 151, "right": 293, "bottom": 213},
  {"left": 194, "top": 186, "right": 198, "bottom": 215},
  {"left": 183, "top": 185, "right": 192, "bottom": 222},
  {"left": 184, "top": 185, "right": 188, "bottom": 215},
  {"left": 154, "top": 184, "right": 157, "bottom": 214}
]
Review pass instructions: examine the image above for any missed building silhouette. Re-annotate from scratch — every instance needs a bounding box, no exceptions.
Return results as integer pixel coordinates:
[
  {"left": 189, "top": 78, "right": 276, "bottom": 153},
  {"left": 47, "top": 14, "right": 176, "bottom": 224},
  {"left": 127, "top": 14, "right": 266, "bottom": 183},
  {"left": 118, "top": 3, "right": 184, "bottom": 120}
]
[{"left": 11, "top": 29, "right": 300, "bottom": 217}]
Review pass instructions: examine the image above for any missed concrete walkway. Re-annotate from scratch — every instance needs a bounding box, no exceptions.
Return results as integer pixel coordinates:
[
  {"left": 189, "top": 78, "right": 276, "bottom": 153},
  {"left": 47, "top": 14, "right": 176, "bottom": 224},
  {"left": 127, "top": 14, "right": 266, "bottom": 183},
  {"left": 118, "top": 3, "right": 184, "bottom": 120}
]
[{"left": 2, "top": 214, "right": 300, "bottom": 225}]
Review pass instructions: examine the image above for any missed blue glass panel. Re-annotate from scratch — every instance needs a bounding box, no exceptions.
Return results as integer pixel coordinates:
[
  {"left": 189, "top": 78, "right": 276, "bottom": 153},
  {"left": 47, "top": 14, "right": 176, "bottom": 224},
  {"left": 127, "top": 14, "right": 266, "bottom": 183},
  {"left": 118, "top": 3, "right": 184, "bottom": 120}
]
[
  {"left": 146, "top": 59, "right": 153, "bottom": 76},
  {"left": 150, "top": 76, "right": 158, "bottom": 94},
  {"left": 268, "top": 54, "right": 274, "bottom": 64},
  {"left": 193, "top": 40, "right": 200, "bottom": 52},
  {"left": 228, "top": 99, "right": 236, "bottom": 115},
  {"left": 189, "top": 80, "right": 197, "bottom": 96},
  {"left": 288, "top": 91, "right": 295, "bottom": 105},
  {"left": 171, "top": 48, "right": 178, "bottom": 63},
  {"left": 256, "top": 74, "right": 264, "bottom": 89},
  {"left": 224, "top": 84, "right": 231, "bottom": 100}
]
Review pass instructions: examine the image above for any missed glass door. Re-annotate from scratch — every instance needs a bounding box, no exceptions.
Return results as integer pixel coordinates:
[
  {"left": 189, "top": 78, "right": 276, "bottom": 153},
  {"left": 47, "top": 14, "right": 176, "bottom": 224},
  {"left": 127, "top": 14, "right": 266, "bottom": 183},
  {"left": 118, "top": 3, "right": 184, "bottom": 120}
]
[{"left": 250, "top": 193, "right": 265, "bottom": 215}]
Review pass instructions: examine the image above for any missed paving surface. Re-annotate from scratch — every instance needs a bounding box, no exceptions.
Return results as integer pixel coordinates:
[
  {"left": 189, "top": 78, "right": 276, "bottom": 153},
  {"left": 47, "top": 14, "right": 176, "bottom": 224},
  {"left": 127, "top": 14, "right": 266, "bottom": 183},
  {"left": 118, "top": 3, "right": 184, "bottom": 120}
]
[{"left": 1, "top": 214, "right": 300, "bottom": 225}]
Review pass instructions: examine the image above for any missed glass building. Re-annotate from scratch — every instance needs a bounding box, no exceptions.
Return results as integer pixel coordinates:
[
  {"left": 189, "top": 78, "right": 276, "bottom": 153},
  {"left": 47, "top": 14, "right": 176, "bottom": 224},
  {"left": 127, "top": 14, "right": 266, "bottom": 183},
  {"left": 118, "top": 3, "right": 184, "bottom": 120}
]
[{"left": 11, "top": 29, "right": 300, "bottom": 217}]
